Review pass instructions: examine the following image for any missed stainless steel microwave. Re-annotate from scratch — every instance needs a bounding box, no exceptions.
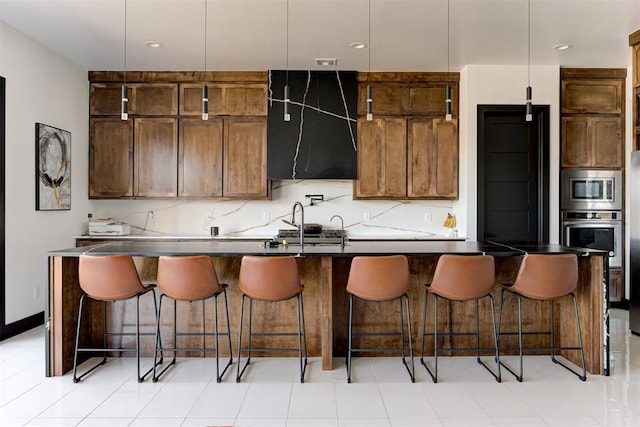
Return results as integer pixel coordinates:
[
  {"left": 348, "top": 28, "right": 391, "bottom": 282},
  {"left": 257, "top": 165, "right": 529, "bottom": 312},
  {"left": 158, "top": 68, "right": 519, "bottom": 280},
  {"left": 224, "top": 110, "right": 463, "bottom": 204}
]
[{"left": 561, "top": 170, "right": 622, "bottom": 211}]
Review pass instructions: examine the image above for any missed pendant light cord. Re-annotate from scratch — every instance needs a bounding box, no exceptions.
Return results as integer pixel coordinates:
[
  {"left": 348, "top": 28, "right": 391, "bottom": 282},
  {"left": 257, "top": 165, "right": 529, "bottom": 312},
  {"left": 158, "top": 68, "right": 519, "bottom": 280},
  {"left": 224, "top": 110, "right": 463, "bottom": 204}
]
[
  {"left": 527, "top": 0, "right": 531, "bottom": 86},
  {"left": 123, "top": 0, "right": 127, "bottom": 85},
  {"left": 447, "top": 0, "right": 450, "bottom": 76},
  {"left": 204, "top": 0, "right": 207, "bottom": 73},
  {"left": 368, "top": 0, "right": 371, "bottom": 78},
  {"left": 286, "top": 0, "right": 289, "bottom": 84}
]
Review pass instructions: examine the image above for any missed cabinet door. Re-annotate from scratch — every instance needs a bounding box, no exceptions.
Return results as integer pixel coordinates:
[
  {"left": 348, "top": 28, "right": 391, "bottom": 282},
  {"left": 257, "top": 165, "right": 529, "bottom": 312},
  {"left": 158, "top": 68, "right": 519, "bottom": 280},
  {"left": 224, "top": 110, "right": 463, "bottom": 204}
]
[
  {"left": 180, "top": 83, "right": 267, "bottom": 116},
  {"left": 129, "top": 84, "right": 178, "bottom": 115},
  {"left": 223, "top": 117, "right": 269, "bottom": 199},
  {"left": 407, "top": 118, "right": 458, "bottom": 198},
  {"left": 354, "top": 118, "right": 407, "bottom": 198},
  {"left": 592, "top": 116, "right": 622, "bottom": 168},
  {"left": 609, "top": 269, "right": 622, "bottom": 303},
  {"left": 408, "top": 85, "right": 452, "bottom": 116},
  {"left": 562, "top": 79, "right": 623, "bottom": 114},
  {"left": 562, "top": 116, "right": 622, "bottom": 168},
  {"left": 90, "top": 84, "right": 128, "bottom": 115},
  {"left": 562, "top": 117, "right": 590, "bottom": 167},
  {"left": 89, "top": 118, "right": 133, "bottom": 197},
  {"left": 134, "top": 118, "right": 178, "bottom": 197},
  {"left": 357, "top": 84, "right": 409, "bottom": 116},
  {"left": 179, "top": 118, "right": 223, "bottom": 198}
]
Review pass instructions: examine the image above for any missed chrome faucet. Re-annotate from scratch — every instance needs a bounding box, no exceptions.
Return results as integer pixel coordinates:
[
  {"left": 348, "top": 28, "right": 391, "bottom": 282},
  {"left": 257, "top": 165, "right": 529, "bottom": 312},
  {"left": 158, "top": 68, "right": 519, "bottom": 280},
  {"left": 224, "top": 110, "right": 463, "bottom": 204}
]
[
  {"left": 330, "top": 214, "right": 345, "bottom": 247},
  {"left": 291, "top": 201, "right": 305, "bottom": 248}
]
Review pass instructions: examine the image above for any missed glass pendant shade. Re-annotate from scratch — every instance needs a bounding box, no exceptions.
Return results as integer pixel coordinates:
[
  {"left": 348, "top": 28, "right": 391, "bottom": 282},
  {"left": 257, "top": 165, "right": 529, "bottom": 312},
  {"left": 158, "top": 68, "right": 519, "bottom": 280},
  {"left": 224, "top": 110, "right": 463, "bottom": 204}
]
[
  {"left": 525, "top": 85, "right": 533, "bottom": 122},
  {"left": 366, "top": 84, "right": 373, "bottom": 121},
  {"left": 284, "top": 84, "right": 291, "bottom": 121},
  {"left": 121, "top": 84, "right": 128, "bottom": 120},
  {"left": 445, "top": 85, "right": 452, "bottom": 121},
  {"left": 202, "top": 84, "right": 209, "bottom": 120}
]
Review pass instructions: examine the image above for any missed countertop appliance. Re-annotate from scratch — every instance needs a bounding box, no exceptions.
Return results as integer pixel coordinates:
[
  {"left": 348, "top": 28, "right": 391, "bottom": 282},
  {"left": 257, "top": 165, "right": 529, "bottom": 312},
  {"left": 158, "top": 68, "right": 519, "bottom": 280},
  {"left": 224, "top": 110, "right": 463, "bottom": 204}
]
[
  {"left": 630, "top": 151, "right": 640, "bottom": 334},
  {"left": 562, "top": 210, "right": 621, "bottom": 268},
  {"left": 273, "top": 229, "right": 347, "bottom": 245},
  {"left": 561, "top": 169, "right": 622, "bottom": 211},
  {"left": 88, "top": 221, "right": 131, "bottom": 236}
]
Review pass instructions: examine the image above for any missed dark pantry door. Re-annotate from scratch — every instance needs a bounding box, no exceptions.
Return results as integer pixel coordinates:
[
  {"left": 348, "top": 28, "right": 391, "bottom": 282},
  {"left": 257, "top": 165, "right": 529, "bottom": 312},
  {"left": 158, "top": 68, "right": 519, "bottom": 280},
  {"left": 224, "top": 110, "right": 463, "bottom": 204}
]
[{"left": 477, "top": 105, "right": 549, "bottom": 244}]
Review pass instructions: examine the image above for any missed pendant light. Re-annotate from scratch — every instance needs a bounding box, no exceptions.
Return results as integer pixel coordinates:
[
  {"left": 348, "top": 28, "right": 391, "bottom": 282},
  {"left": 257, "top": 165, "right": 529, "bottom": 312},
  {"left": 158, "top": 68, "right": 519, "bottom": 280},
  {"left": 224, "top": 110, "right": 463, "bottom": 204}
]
[
  {"left": 525, "top": 0, "right": 533, "bottom": 122},
  {"left": 202, "top": 0, "right": 209, "bottom": 120},
  {"left": 445, "top": 0, "right": 452, "bottom": 121},
  {"left": 121, "top": 0, "right": 128, "bottom": 121},
  {"left": 284, "top": 0, "right": 290, "bottom": 122},
  {"left": 366, "top": 0, "right": 373, "bottom": 121}
]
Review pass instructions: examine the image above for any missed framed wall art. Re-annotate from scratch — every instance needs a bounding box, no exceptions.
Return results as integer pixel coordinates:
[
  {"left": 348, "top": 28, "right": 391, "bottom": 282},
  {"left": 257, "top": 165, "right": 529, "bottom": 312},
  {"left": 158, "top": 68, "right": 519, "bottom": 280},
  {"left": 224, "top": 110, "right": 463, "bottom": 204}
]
[{"left": 36, "top": 123, "right": 71, "bottom": 211}]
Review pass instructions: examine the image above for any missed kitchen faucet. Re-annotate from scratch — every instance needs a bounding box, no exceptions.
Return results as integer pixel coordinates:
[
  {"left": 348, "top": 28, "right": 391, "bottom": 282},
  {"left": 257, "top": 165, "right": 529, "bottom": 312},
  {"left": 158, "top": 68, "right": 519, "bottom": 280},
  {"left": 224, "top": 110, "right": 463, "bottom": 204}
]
[
  {"left": 330, "top": 214, "right": 345, "bottom": 247},
  {"left": 290, "top": 201, "right": 305, "bottom": 248}
]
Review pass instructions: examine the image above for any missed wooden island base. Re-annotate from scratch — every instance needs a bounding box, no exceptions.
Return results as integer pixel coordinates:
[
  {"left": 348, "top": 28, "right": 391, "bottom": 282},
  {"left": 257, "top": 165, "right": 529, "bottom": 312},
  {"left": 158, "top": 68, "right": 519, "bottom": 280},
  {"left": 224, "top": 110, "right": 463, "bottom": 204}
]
[{"left": 48, "top": 248, "right": 605, "bottom": 377}]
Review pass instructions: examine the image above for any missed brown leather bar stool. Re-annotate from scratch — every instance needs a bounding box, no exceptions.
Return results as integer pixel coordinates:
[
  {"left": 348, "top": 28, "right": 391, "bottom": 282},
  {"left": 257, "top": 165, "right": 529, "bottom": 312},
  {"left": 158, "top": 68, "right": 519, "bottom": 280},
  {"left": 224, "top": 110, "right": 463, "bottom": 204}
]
[
  {"left": 236, "top": 255, "right": 307, "bottom": 383},
  {"left": 498, "top": 253, "right": 586, "bottom": 382},
  {"left": 420, "top": 254, "right": 501, "bottom": 383},
  {"left": 73, "top": 254, "right": 160, "bottom": 383},
  {"left": 152, "top": 255, "right": 232, "bottom": 382},
  {"left": 346, "top": 255, "right": 415, "bottom": 383}
]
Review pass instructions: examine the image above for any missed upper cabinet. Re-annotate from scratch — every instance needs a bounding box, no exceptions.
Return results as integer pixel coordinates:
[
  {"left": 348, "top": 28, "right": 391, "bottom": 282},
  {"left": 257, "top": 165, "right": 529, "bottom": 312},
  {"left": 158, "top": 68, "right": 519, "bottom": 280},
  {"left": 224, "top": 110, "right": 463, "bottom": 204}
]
[
  {"left": 88, "top": 71, "right": 270, "bottom": 200},
  {"left": 630, "top": 32, "right": 640, "bottom": 150},
  {"left": 560, "top": 68, "right": 626, "bottom": 169},
  {"left": 180, "top": 83, "right": 267, "bottom": 116},
  {"left": 353, "top": 72, "right": 459, "bottom": 200},
  {"left": 90, "top": 83, "right": 178, "bottom": 115}
]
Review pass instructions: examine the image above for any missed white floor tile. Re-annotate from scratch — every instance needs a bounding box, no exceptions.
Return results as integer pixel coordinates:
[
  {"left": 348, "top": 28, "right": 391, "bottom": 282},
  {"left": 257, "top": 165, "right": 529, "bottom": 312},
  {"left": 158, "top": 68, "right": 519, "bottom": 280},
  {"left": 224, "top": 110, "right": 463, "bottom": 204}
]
[{"left": 1, "top": 309, "right": 640, "bottom": 426}]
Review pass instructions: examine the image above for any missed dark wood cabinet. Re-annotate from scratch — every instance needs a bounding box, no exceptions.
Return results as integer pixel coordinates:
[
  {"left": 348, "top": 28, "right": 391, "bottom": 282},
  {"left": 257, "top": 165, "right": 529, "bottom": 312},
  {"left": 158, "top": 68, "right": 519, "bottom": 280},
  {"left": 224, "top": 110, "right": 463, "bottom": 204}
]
[
  {"left": 355, "top": 118, "right": 407, "bottom": 198},
  {"left": 179, "top": 118, "right": 223, "bottom": 198},
  {"left": 223, "top": 117, "right": 268, "bottom": 199},
  {"left": 560, "top": 69, "right": 625, "bottom": 169},
  {"left": 562, "top": 116, "right": 622, "bottom": 168},
  {"left": 89, "top": 72, "right": 270, "bottom": 200},
  {"left": 89, "top": 118, "right": 133, "bottom": 198},
  {"left": 609, "top": 269, "right": 622, "bottom": 303},
  {"left": 354, "top": 73, "right": 459, "bottom": 200},
  {"left": 180, "top": 83, "right": 267, "bottom": 116},
  {"left": 408, "top": 118, "right": 458, "bottom": 199},
  {"left": 90, "top": 83, "right": 178, "bottom": 116},
  {"left": 134, "top": 118, "right": 178, "bottom": 197}
]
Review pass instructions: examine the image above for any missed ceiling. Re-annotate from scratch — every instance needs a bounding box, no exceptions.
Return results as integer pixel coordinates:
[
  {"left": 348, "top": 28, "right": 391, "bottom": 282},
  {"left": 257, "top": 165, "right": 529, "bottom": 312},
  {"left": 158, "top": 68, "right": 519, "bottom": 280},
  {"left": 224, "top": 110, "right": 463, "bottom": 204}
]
[{"left": 1, "top": 0, "right": 639, "bottom": 72}]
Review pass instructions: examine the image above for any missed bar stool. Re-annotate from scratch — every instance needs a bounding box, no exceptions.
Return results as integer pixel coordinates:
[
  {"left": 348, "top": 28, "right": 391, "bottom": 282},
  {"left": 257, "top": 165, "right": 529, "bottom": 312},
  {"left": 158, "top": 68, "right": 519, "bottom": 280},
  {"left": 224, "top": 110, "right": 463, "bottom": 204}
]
[
  {"left": 152, "top": 255, "right": 232, "bottom": 382},
  {"left": 236, "top": 256, "right": 307, "bottom": 383},
  {"left": 346, "top": 255, "right": 415, "bottom": 383},
  {"left": 73, "top": 254, "right": 160, "bottom": 383},
  {"left": 498, "top": 253, "right": 586, "bottom": 382},
  {"left": 420, "top": 254, "right": 501, "bottom": 383}
]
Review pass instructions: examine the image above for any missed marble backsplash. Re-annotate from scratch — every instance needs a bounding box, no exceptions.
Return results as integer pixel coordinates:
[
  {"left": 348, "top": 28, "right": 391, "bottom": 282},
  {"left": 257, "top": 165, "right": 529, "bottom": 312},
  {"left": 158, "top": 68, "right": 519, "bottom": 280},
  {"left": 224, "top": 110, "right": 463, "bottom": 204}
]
[{"left": 89, "top": 180, "right": 462, "bottom": 239}]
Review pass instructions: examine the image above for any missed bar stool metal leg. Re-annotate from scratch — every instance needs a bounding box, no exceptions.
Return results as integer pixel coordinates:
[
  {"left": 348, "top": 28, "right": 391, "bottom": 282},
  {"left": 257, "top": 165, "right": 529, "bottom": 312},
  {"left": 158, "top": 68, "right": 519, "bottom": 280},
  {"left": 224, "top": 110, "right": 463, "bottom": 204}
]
[
  {"left": 401, "top": 294, "right": 415, "bottom": 382},
  {"left": 347, "top": 293, "right": 354, "bottom": 383}
]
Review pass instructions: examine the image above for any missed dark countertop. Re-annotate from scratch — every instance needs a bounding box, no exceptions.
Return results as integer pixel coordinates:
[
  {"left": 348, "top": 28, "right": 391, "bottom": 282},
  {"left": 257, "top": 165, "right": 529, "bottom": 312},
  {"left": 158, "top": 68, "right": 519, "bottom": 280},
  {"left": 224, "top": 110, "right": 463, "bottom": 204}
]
[{"left": 49, "top": 240, "right": 604, "bottom": 258}]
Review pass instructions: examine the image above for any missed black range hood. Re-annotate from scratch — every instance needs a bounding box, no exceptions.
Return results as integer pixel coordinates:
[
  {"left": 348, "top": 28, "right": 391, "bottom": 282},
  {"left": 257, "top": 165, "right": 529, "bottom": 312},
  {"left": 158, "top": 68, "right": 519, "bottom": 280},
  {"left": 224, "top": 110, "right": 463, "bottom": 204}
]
[{"left": 267, "top": 70, "right": 357, "bottom": 180}]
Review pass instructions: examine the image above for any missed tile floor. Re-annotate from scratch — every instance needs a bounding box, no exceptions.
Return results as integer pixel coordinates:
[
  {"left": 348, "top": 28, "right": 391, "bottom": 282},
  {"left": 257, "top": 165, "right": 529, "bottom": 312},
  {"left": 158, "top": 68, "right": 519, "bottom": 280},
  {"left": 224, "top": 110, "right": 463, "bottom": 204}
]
[{"left": 0, "top": 309, "right": 639, "bottom": 426}]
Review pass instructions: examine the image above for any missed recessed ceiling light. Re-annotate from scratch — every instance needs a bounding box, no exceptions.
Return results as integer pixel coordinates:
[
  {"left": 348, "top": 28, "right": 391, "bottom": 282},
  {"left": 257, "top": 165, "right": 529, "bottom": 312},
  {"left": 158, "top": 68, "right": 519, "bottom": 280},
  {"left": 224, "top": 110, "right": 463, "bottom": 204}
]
[
  {"left": 349, "top": 42, "right": 367, "bottom": 49},
  {"left": 553, "top": 44, "right": 572, "bottom": 51},
  {"left": 144, "top": 41, "right": 163, "bottom": 48},
  {"left": 315, "top": 58, "right": 338, "bottom": 66}
]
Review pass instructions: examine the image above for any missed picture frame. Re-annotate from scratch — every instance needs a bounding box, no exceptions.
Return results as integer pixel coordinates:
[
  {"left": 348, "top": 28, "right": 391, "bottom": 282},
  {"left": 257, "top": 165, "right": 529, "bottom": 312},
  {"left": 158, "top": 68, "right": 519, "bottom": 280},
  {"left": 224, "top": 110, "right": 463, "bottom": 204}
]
[{"left": 35, "top": 123, "right": 71, "bottom": 211}]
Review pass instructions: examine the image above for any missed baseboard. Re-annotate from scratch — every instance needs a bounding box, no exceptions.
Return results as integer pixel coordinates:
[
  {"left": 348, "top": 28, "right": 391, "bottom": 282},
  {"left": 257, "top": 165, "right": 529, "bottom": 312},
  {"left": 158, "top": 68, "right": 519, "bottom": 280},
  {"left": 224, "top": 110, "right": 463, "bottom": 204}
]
[{"left": 0, "top": 311, "right": 44, "bottom": 341}]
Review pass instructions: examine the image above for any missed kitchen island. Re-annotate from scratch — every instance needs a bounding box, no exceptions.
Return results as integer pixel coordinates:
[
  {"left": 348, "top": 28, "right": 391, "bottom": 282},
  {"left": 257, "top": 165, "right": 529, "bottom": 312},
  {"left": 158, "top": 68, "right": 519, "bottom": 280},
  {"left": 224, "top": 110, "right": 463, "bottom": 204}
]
[{"left": 46, "top": 240, "right": 608, "bottom": 377}]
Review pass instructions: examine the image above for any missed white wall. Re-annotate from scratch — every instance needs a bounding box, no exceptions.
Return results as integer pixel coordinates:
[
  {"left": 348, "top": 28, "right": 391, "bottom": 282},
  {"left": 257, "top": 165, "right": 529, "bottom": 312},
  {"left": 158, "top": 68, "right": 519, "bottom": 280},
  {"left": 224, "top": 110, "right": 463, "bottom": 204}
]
[
  {"left": 459, "top": 64, "right": 561, "bottom": 243},
  {"left": 0, "top": 21, "right": 90, "bottom": 324}
]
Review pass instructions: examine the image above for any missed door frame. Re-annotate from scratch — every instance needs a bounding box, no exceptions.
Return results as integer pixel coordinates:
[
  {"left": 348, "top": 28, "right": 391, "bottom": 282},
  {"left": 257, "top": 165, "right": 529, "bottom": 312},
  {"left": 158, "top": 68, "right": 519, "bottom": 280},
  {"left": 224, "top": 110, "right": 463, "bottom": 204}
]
[{"left": 477, "top": 104, "right": 550, "bottom": 244}]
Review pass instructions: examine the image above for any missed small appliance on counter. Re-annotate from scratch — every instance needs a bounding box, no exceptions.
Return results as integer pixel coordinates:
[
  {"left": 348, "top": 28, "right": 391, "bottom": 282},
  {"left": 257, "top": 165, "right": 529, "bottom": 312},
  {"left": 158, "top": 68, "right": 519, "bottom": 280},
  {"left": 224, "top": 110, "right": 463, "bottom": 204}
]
[{"left": 88, "top": 220, "right": 131, "bottom": 236}]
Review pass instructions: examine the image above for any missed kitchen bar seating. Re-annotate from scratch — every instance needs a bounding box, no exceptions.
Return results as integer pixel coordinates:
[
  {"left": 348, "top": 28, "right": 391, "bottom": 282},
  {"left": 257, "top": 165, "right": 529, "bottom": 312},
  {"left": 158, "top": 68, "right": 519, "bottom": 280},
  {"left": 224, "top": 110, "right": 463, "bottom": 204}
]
[
  {"left": 346, "top": 255, "right": 415, "bottom": 383},
  {"left": 152, "top": 256, "right": 232, "bottom": 382},
  {"left": 236, "top": 256, "right": 307, "bottom": 383},
  {"left": 420, "top": 254, "right": 501, "bottom": 382},
  {"left": 498, "top": 253, "right": 587, "bottom": 382},
  {"left": 73, "top": 254, "right": 160, "bottom": 383}
]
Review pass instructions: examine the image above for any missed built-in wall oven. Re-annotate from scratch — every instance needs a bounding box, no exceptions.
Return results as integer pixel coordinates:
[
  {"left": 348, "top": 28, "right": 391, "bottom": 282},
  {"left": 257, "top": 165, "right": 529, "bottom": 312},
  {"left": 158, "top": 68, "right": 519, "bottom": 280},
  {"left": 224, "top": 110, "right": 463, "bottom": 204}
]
[
  {"left": 561, "top": 169, "right": 622, "bottom": 211},
  {"left": 562, "top": 210, "right": 622, "bottom": 268}
]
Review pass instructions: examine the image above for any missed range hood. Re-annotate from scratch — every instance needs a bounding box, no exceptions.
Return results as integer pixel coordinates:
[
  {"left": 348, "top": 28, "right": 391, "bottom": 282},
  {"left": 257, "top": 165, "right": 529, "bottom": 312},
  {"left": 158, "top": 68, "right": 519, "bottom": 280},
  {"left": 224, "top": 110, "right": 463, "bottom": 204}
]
[{"left": 267, "top": 70, "right": 357, "bottom": 180}]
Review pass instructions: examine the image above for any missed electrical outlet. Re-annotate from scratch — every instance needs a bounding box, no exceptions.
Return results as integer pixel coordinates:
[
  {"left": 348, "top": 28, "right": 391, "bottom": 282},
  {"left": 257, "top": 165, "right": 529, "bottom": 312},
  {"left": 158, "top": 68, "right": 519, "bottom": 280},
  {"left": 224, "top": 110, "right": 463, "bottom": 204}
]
[
  {"left": 262, "top": 211, "right": 270, "bottom": 222},
  {"left": 424, "top": 212, "right": 432, "bottom": 222},
  {"left": 86, "top": 212, "right": 93, "bottom": 221},
  {"left": 364, "top": 212, "right": 371, "bottom": 222},
  {"left": 33, "top": 286, "right": 39, "bottom": 298}
]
